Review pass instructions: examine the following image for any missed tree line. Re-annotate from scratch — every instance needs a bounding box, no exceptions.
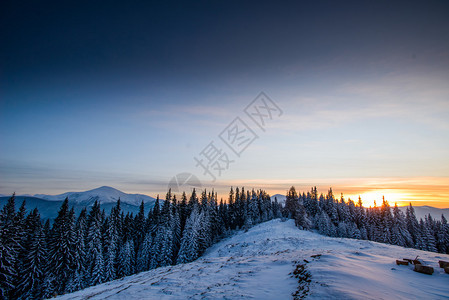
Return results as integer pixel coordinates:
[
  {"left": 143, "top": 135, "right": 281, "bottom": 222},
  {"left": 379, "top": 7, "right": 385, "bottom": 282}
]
[
  {"left": 0, "top": 188, "right": 280, "bottom": 299},
  {"left": 283, "top": 186, "right": 449, "bottom": 254}
]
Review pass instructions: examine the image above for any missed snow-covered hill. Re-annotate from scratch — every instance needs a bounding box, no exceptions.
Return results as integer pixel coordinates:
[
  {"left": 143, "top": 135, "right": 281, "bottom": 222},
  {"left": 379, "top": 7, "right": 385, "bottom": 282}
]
[
  {"left": 35, "top": 186, "right": 155, "bottom": 206},
  {"left": 57, "top": 219, "right": 449, "bottom": 300}
]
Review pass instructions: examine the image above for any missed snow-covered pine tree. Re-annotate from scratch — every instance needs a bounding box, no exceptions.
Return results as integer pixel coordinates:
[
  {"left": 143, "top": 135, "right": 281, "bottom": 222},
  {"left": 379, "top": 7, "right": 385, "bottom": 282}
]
[
  {"left": 85, "top": 200, "right": 105, "bottom": 286},
  {"left": 337, "top": 193, "right": 351, "bottom": 223},
  {"left": 104, "top": 203, "right": 120, "bottom": 282},
  {"left": 271, "top": 197, "right": 282, "bottom": 219},
  {"left": 304, "top": 187, "right": 318, "bottom": 218},
  {"left": 136, "top": 233, "right": 152, "bottom": 272},
  {"left": 11, "top": 200, "right": 28, "bottom": 298},
  {"left": 170, "top": 200, "right": 182, "bottom": 263},
  {"left": 151, "top": 195, "right": 161, "bottom": 230},
  {"left": 354, "top": 196, "right": 366, "bottom": 228},
  {"left": 198, "top": 206, "right": 213, "bottom": 253},
  {"left": 179, "top": 192, "right": 188, "bottom": 232},
  {"left": 117, "top": 238, "right": 130, "bottom": 277},
  {"left": 284, "top": 186, "right": 299, "bottom": 219},
  {"left": 391, "top": 204, "right": 413, "bottom": 247},
  {"left": 46, "top": 198, "right": 76, "bottom": 295},
  {"left": 237, "top": 188, "right": 247, "bottom": 228},
  {"left": 293, "top": 190, "right": 310, "bottom": 230},
  {"left": 207, "top": 192, "right": 221, "bottom": 240},
  {"left": 405, "top": 203, "right": 420, "bottom": 245},
  {"left": 0, "top": 194, "right": 20, "bottom": 299},
  {"left": 177, "top": 205, "right": 202, "bottom": 264},
  {"left": 249, "top": 189, "right": 260, "bottom": 225},
  {"left": 437, "top": 214, "right": 449, "bottom": 254},
  {"left": 380, "top": 198, "right": 392, "bottom": 244},
  {"left": 421, "top": 217, "right": 437, "bottom": 252},
  {"left": 219, "top": 198, "right": 229, "bottom": 230},
  {"left": 337, "top": 222, "right": 349, "bottom": 237},
  {"left": 15, "top": 208, "right": 46, "bottom": 299},
  {"left": 68, "top": 208, "right": 87, "bottom": 291},
  {"left": 323, "top": 188, "right": 337, "bottom": 225},
  {"left": 347, "top": 199, "right": 356, "bottom": 224},
  {"left": 347, "top": 222, "right": 362, "bottom": 239},
  {"left": 133, "top": 200, "right": 146, "bottom": 261},
  {"left": 160, "top": 226, "right": 174, "bottom": 267},
  {"left": 227, "top": 188, "right": 237, "bottom": 229},
  {"left": 317, "top": 211, "right": 336, "bottom": 237}
]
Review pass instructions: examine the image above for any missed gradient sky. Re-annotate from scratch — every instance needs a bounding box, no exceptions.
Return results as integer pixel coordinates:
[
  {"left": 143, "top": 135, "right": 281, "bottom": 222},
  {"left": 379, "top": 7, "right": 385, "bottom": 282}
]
[{"left": 1, "top": 0, "right": 449, "bottom": 207}]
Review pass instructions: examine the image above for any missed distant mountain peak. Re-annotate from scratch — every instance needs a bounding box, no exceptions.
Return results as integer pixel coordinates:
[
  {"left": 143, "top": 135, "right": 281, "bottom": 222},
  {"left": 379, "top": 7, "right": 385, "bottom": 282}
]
[
  {"left": 91, "top": 186, "right": 118, "bottom": 192},
  {"left": 34, "top": 186, "right": 155, "bottom": 206},
  {"left": 270, "top": 194, "right": 287, "bottom": 204}
]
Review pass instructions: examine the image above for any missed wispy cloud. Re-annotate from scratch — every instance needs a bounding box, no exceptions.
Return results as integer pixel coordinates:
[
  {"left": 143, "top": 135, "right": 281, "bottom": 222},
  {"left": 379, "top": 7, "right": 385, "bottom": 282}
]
[{"left": 272, "top": 72, "right": 449, "bottom": 134}]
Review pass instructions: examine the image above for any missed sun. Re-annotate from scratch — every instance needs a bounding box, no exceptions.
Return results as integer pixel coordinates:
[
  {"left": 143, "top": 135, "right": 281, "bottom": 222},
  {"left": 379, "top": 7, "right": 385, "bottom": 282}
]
[{"left": 347, "top": 190, "right": 408, "bottom": 208}]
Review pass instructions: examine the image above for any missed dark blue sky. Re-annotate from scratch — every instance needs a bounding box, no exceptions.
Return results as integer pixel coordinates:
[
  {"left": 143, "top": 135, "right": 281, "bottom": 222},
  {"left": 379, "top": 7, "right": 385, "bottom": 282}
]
[
  {"left": 3, "top": 1, "right": 448, "bottom": 91},
  {"left": 1, "top": 0, "right": 449, "bottom": 206}
]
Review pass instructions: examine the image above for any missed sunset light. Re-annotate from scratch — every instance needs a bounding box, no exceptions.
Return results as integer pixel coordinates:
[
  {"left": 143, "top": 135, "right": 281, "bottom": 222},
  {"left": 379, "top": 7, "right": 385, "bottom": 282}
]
[{"left": 348, "top": 190, "right": 410, "bottom": 208}]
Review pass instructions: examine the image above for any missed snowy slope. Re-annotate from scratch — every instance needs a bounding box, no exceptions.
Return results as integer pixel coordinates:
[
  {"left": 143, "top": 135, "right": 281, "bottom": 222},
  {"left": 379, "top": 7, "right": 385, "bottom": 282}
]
[
  {"left": 57, "top": 219, "right": 449, "bottom": 300},
  {"left": 34, "top": 186, "right": 155, "bottom": 206}
]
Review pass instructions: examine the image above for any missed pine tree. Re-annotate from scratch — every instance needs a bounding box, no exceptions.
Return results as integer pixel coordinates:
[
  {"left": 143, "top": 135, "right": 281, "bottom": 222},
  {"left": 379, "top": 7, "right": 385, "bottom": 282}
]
[
  {"left": 272, "top": 197, "right": 282, "bottom": 219},
  {"left": 179, "top": 192, "right": 188, "bottom": 232},
  {"left": 133, "top": 200, "right": 146, "bottom": 260},
  {"left": 421, "top": 219, "right": 437, "bottom": 252},
  {"left": 46, "top": 198, "right": 76, "bottom": 295},
  {"left": 177, "top": 206, "right": 202, "bottom": 264},
  {"left": 354, "top": 196, "right": 366, "bottom": 228},
  {"left": 284, "top": 186, "right": 299, "bottom": 219},
  {"left": 85, "top": 201, "right": 105, "bottom": 286},
  {"left": 118, "top": 239, "right": 133, "bottom": 277},
  {"left": 136, "top": 233, "right": 152, "bottom": 272},
  {"left": 437, "top": 215, "right": 449, "bottom": 254},
  {"left": 15, "top": 208, "right": 46, "bottom": 299},
  {"left": 170, "top": 202, "right": 182, "bottom": 262},
  {"left": 104, "top": 212, "right": 119, "bottom": 282},
  {"left": 406, "top": 203, "right": 420, "bottom": 245},
  {"left": 380, "top": 198, "right": 392, "bottom": 244},
  {"left": 347, "top": 222, "right": 361, "bottom": 239},
  {"left": 0, "top": 194, "right": 20, "bottom": 299},
  {"left": 391, "top": 204, "right": 413, "bottom": 247},
  {"left": 152, "top": 195, "right": 161, "bottom": 230},
  {"left": 160, "top": 226, "right": 174, "bottom": 267},
  {"left": 337, "top": 194, "right": 350, "bottom": 223},
  {"left": 317, "top": 211, "right": 336, "bottom": 237}
]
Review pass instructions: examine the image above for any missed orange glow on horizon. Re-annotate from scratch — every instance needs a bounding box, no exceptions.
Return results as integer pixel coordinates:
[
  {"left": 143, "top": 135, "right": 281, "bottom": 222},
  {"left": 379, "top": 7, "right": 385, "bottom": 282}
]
[
  {"left": 136, "top": 176, "right": 449, "bottom": 209},
  {"left": 345, "top": 190, "right": 411, "bottom": 208}
]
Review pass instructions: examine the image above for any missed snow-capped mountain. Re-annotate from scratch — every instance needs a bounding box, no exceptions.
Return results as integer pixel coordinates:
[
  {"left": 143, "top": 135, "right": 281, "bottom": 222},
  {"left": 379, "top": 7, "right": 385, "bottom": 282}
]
[
  {"left": 0, "top": 186, "right": 158, "bottom": 220},
  {"left": 270, "top": 193, "right": 286, "bottom": 204},
  {"left": 57, "top": 219, "right": 449, "bottom": 299},
  {"left": 34, "top": 186, "right": 155, "bottom": 206}
]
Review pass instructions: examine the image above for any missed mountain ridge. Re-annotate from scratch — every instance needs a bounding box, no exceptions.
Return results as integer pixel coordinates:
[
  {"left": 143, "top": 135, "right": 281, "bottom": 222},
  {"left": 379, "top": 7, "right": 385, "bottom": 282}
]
[
  {"left": 33, "top": 186, "right": 156, "bottom": 206},
  {"left": 0, "top": 186, "right": 158, "bottom": 221}
]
